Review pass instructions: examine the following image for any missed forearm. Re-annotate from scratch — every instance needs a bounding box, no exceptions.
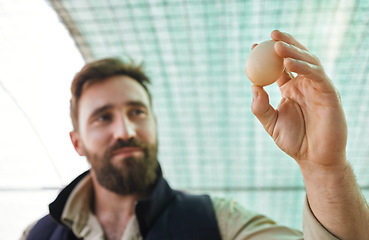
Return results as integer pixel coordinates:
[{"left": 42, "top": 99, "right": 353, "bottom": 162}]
[{"left": 300, "top": 160, "right": 369, "bottom": 240}]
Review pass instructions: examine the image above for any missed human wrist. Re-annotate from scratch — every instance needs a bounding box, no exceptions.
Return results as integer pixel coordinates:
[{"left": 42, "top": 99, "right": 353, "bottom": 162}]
[
  {"left": 298, "top": 157, "right": 351, "bottom": 197},
  {"left": 298, "top": 153, "right": 348, "bottom": 179}
]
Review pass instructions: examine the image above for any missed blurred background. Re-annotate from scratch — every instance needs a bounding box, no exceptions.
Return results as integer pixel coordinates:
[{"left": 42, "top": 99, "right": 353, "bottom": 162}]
[{"left": 1, "top": 0, "right": 369, "bottom": 238}]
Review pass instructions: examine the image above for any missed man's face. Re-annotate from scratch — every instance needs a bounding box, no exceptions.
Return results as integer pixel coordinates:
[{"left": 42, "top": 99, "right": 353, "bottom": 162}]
[{"left": 71, "top": 75, "right": 158, "bottom": 195}]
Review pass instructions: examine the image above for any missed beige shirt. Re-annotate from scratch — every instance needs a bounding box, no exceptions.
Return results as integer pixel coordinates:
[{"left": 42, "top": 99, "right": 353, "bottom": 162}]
[{"left": 21, "top": 174, "right": 339, "bottom": 240}]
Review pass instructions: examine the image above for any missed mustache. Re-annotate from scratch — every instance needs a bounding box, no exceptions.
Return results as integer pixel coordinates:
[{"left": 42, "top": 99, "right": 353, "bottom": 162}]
[{"left": 109, "top": 138, "right": 147, "bottom": 154}]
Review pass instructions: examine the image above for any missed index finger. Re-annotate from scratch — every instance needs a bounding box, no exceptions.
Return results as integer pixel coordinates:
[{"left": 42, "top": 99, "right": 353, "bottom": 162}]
[{"left": 271, "top": 30, "right": 308, "bottom": 51}]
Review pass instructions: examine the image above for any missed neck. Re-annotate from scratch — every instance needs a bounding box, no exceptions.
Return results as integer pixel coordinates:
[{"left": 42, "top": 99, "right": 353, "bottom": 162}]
[{"left": 90, "top": 170, "right": 149, "bottom": 239}]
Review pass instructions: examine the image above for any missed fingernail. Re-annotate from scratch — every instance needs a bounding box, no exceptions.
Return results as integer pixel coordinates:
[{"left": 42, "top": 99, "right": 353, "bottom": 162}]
[
  {"left": 278, "top": 41, "right": 289, "bottom": 48},
  {"left": 286, "top": 57, "right": 297, "bottom": 63}
]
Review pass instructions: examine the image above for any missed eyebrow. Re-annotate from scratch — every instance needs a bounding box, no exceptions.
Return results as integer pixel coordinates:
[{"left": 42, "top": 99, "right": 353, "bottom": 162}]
[
  {"left": 89, "top": 104, "right": 114, "bottom": 120},
  {"left": 126, "top": 100, "right": 148, "bottom": 109},
  {"left": 89, "top": 101, "right": 149, "bottom": 119}
]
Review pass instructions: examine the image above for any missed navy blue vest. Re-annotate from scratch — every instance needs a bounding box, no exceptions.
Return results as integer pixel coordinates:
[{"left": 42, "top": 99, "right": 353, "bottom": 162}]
[{"left": 27, "top": 170, "right": 221, "bottom": 240}]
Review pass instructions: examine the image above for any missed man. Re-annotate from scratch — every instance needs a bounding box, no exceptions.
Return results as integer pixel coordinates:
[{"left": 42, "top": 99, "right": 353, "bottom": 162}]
[{"left": 22, "top": 30, "right": 368, "bottom": 239}]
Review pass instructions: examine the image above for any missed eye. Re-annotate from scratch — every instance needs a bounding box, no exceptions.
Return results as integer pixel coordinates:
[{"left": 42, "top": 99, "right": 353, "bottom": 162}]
[
  {"left": 130, "top": 108, "right": 147, "bottom": 117},
  {"left": 96, "top": 113, "right": 112, "bottom": 122}
]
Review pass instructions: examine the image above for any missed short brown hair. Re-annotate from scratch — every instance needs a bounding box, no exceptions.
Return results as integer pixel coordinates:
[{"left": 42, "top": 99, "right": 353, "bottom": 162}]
[{"left": 70, "top": 58, "right": 152, "bottom": 131}]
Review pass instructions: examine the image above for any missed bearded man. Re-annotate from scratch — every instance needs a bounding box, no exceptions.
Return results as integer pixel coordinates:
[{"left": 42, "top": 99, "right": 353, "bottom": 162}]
[{"left": 22, "top": 31, "right": 369, "bottom": 240}]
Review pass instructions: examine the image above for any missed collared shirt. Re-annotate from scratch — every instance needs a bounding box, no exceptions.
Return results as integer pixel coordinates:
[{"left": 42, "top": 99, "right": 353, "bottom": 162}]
[{"left": 21, "top": 173, "right": 339, "bottom": 240}]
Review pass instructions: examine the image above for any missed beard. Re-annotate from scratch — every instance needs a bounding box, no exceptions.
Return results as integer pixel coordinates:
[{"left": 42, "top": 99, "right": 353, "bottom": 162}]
[{"left": 85, "top": 138, "right": 159, "bottom": 195}]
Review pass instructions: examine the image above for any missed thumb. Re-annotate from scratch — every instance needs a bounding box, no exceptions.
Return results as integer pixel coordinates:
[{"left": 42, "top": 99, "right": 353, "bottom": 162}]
[{"left": 251, "top": 85, "right": 277, "bottom": 136}]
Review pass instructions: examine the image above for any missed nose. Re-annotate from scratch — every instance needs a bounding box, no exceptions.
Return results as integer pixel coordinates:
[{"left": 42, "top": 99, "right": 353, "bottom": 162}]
[{"left": 112, "top": 115, "right": 136, "bottom": 141}]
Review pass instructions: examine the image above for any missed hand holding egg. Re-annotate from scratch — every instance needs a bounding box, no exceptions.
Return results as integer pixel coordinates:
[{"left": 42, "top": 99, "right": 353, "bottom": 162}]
[
  {"left": 250, "top": 30, "right": 347, "bottom": 168},
  {"left": 249, "top": 30, "right": 365, "bottom": 240},
  {"left": 245, "top": 40, "right": 284, "bottom": 86}
]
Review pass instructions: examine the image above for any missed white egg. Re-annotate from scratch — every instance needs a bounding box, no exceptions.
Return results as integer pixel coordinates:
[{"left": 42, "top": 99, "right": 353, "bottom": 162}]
[{"left": 245, "top": 40, "right": 284, "bottom": 86}]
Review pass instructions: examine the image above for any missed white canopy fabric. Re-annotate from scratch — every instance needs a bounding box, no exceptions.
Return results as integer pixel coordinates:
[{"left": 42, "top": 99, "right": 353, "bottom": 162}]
[
  {"left": 0, "top": 0, "right": 86, "bottom": 238},
  {"left": 1, "top": 0, "right": 369, "bottom": 239}
]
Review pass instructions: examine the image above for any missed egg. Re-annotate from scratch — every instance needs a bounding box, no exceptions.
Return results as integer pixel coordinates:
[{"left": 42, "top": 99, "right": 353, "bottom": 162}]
[{"left": 245, "top": 40, "right": 284, "bottom": 86}]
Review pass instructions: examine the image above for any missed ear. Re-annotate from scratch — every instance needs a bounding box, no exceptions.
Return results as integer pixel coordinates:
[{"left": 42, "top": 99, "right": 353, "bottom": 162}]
[{"left": 70, "top": 131, "right": 85, "bottom": 156}]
